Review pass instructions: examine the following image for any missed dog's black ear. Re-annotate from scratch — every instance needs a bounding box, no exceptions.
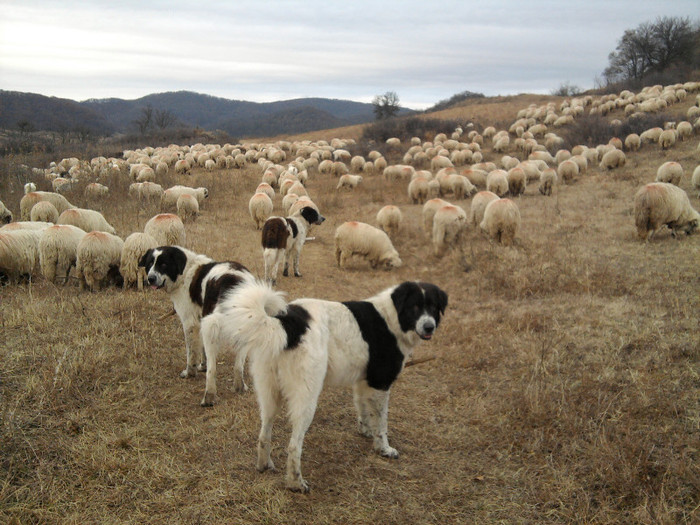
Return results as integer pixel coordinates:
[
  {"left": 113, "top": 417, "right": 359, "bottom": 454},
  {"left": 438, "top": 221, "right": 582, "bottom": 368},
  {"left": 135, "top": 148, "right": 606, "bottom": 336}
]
[
  {"left": 436, "top": 288, "right": 448, "bottom": 314},
  {"left": 138, "top": 249, "right": 154, "bottom": 268},
  {"left": 300, "top": 206, "right": 323, "bottom": 225},
  {"left": 419, "top": 282, "right": 448, "bottom": 315}
]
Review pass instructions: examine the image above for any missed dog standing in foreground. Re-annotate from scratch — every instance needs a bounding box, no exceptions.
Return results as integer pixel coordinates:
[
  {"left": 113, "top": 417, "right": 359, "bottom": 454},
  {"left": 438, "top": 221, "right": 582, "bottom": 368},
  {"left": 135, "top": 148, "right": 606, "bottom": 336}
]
[
  {"left": 138, "top": 246, "right": 254, "bottom": 389},
  {"left": 200, "top": 279, "right": 448, "bottom": 492},
  {"left": 261, "top": 206, "right": 325, "bottom": 284}
]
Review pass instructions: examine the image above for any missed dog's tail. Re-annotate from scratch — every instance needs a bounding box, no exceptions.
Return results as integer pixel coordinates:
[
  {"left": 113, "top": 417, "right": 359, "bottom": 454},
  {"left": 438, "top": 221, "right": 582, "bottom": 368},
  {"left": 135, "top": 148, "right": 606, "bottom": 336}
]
[{"left": 221, "top": 279, "right": 289, "bottom": 359}]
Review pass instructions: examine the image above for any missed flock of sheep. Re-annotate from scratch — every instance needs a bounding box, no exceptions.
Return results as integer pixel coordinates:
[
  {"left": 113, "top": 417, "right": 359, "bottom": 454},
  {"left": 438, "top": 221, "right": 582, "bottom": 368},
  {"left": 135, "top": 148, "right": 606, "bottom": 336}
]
[{"left": 1, "top": 80, "right": 700, "bottom": 288}]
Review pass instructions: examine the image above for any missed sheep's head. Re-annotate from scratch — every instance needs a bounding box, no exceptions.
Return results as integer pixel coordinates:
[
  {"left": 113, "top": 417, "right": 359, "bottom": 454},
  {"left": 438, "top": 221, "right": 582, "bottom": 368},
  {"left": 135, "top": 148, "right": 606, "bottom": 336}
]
[{"left": 382, "top": 252, "right": 402, "bottom": 270}]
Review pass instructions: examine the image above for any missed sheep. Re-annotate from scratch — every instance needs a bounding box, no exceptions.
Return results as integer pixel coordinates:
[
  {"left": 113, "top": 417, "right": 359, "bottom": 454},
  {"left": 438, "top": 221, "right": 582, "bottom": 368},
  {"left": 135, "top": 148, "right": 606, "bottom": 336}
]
[
  {"left": 160, "top": 186, "right": 209, "bottom": 211},
  {"left": 538, "top": 168, "right": 558, "bottom": 196},
  {"left": 336, "top": 174, "right": 363, "bottom": 190},
  {"left": 634, "top": 182, "right": 700, "bottom": 241},
  {"left": 248, "top": 192, "right": 274, "bottom": 229},
  {"left": 288, "top": 196, "right": 319, "bottom": 217},
  {"left": 38, "top": 224, "right": 87, "bottom": 284},
  {"left": 625, "top": 133, "right": 641, "bottom": 151},
  {"left": 0, "top": 229, "right": 42, "bottom": 283},
  {"left": 676, "top": 121, "right": 692, "bottom": 141},
  {"left": 557, "top": 159, "right": 580, "bottom": 183},
  {"left": 432, "top": 204, "right": 467, "bottom": 257},
  {"left": 691, "top": 166, "right": 700, "bottom": 198},
  {"left": 599, "top": 149, "right": 626, "bottom": 170},
  {"left": 120, "top": 232, "right": 158, "bottom": 291},
  {"left": 422, "top": 198, "right": 452, "bottom": 233},
  {"left": 376, "top": 205, "right": 402, "bottom": 238},
  {"left": 0, "top": 200, "right": 12, "bottom": 224},
  {"left": 486, "top": 170, "right": 509, "bottom": 197},
  {"left": 30, "top": 201, "right": 59, "bottom": 223},
  {"left": 480, "top": 198, "right": 521, "bottom": 246},
  {"left": 408, "top": 176, "right": 431, "bottom": 204},
  {"left": 144, "top": 213, "right": 185, "bottom": 246},
  {"left": 655, "top": 161, "right": 683, "bottom": 186},
  {"left": 658, "top": 129, "right": 676, "bottom": 150},
  {"left": 469, "top": 191, "right": 500, "bottom": 228},
  {"left": 20, "top": 191, "right": 75, "bottom": 221},
  {"left": 57, "top": 208, "right": 116, "bottom": 234},
  {"left": 282, "top": 193, "right": 299, "bottom": 215},
  {"left": 24, "top": 182, "right": 37, "bottom": 194},
  {"left": 506, "top": 167, "right": 526, "bottom": 197},
  {"left": 448, "top": 174, "right": 477, "bottom": 199},
  {"left": 177, "top": 193, "right": 200, "bottom": 223},
  {"left": 255, "top": 182, "right": 275, "bottom": 201},
  {"left": 287, "top": 181, "right": 307, "bottom": 197},
  {"left": 84, "top": 182, "right": 109, "bottom": 203},
  {"left": 174, "top": 159, "right": 191, "bottom": 174},
  {"left": 76, "top": 231, "right": 125, "bottom": 291},
  {"left": 334, "top": 221, "right": 402, "bottom": 270}
]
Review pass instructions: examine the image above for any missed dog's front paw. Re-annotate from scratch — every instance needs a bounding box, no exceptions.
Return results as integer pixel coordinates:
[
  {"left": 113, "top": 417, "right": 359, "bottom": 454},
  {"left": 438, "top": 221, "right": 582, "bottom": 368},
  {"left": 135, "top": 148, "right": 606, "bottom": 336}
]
[
  {"left": 200, "top": 392, "right": 216, "bottom": 407},
  {"left": 256, "top": 458, "right": 275, "bottom": 473},
  {"left": 357, "top": 421, "right": 373, "bottom": 438},
  {"left": 180, "top": 367, "right": 196, "bottom": 378},
  {"left": 286, "top": 477, "right": 310, "bottom": 494},
  {"left": 379, "top": 446, "right": 399, "bottom": 459},
  {"left": 294, "top": 271, "right": 302, "bottom": 278}
]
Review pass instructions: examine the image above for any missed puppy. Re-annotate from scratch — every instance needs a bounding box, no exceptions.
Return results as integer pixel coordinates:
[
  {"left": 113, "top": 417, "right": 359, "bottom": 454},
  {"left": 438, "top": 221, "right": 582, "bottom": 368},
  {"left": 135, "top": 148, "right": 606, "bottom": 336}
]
[
  {"left": 200, "top": 279, "right": 448, "bottom": 492},
  {"left": 138, "top": 245, "right": 254, "bottom": 389},
  {"left": 261, "top": 206, "right": 325, "bottom": 284}
]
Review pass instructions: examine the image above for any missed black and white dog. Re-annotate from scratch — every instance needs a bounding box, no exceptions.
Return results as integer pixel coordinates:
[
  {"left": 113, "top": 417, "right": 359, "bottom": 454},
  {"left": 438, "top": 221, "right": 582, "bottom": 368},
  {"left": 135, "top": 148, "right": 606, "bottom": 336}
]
[
  {"left": 261, "top": 206, "right": 325, "bottom": 284},
  {"left": 200, "top": 278, "right": 448, "bottom": 492},
  {"left": 138, "top": 246, "right": 254, "bottom": 389}
]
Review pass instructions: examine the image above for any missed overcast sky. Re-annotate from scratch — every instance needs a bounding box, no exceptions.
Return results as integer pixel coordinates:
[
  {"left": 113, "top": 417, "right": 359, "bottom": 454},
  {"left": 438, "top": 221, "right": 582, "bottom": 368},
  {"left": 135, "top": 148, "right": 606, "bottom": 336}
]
[{"left": 1, "top": 1, "right": 697, "bottom": 109}]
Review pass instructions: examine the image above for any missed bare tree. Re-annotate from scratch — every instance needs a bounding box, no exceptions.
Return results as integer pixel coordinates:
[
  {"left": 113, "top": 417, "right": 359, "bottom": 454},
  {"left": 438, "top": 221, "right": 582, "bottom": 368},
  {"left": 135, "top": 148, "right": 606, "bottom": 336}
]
[
  {"left": 372, "top": 91, "right": 400, "bottom": 120},
  {"left": 133, "top": 105, "right": 154, "bottom": 134},
  {"left": 154, "top": 108, "right": 178, "bottom": 130}
]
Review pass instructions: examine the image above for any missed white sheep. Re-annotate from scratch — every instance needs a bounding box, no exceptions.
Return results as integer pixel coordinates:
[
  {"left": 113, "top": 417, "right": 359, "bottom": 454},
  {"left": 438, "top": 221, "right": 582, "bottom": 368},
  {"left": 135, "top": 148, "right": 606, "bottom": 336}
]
[
  {"left": 376, "top": 205, "right": 402, "bottom": 238},
  {"left": 336, "top": 174, "right": 363, "bottom": 190},
  {"left": 177, "top": 193, "right": 200, "bottom": 223},
  {"left": 655, "top": 161, "right": 683, "bottom": 186},
  {"left": 1, "top": 200, "right": 12, "bottom": 224},
  {"left": 288, "top": 196, "right": 319, "bottom": 216},
  {"left": 432, "top": 204, "right": 467, "bottom": 257},
  {"left": 676, "top": 121, "right": 692, "bottom": 141},
  {"left": 0, "top": 229, "right": 42, "bottom": 283},
  {"left": 480, "top": 198, "right": 521, "bottom": 246},
  {"left": 599, "top": 149, "right": 626, "bottom": 170},
  {"left": 20, "top": 191, "right": 75, "bottom": 221},
  {"left": 408, "top": 176, "right": 431, "bottom": 204},
  {"left": 30, "top": 201, "right": 59, "bottom": 223},
  {"left": 57, "top": 208, "right": 116, "bottom": 234},
  {"left": 557, "top": 159, "right": 579, "bottom": 183},
  {"left": 624, "top": 133, "right": 641, "bottom": 151},
  {"left": 249, "top": 192, "right": 274, "bottom": 229},
  {"left": 486, "top": 170, "right": 509, "bottom": 197},
  {"left": 174, "top": 159, "right": 191, "bottom": 174},
  {"left": 538, "top": 168, "right": 558, "bottom": 196},
  {"left": 692, "top": 166, "right": 700, "bottom": 198},
  {"left": 255, "top": 182, "right": 275, "bottom": 200},
  {"left": 422, "top": 198, "right": 451, "bottom": 233},
  {"left": 506, "top": 167, "right": 526, "bottom": 196},
  {"left": 39, "top": 224, "right": 87, "bottom": 284},
  {"left": 24, "top": 182, "right": 37, "bottom": 194},
  {"left": 287, "top": 181, "right": 307, "bottom": 197},
  {"left": 658, "top": 129, "right": 676, "bottom": 150},
  {"left": 448, "top": 174, "right": 477, "bottom": 199},
  {"left": 120, "top": 232, "right": 158, "bottom": 291},
  {"left": 76, "top": 231, "right": 125, "bottom": 291},
  {"left": 282, "top": 193, "right": 299, "bottom": 215},
  {"left": 144, "top": 213, "right": 186, "bottom": 246},
  {"left": 634, "top": 182, "right": 700, "bottom": 241},
  {"left": 161, "top": 186, "right": 208, "bottom": 211},
  {"left": 469, "top": 191, "right": 500, "bottom": 228},
  {"left": 334, "top": 221, "right": 402, "bottom": 270}
]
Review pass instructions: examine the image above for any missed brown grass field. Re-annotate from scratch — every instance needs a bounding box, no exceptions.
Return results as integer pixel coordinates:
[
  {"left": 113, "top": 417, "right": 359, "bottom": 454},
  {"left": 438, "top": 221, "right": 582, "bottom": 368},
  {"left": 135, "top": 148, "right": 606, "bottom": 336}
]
[{"left": 1, "top": 93, "right": 699, "bottom": 524}]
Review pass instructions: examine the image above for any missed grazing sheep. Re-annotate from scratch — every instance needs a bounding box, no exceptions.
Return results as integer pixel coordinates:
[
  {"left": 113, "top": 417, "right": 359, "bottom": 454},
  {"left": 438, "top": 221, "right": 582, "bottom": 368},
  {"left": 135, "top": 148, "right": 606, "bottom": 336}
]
[
  {"left": 432, "top": 204, "right": 467, "bottom": 257},
  {"left": 57, "top": 208, "right": 116, "bottom": 234},
  {"left": 624, "top": 133, "right": 641, "bottom": 151},
  {"left": 506, "top": 167, "right": 526, "bottom": 196},
  {"left": 76, "top": 231, "right": 125, "bottom": 291},
  {"left": 480, "top": 198, "right": 521, "bottom": 246},
  {"left": 676, "top": 121, "right": 692, "bottom": 141},
  {"left": 448, "top": 174, "right": 477, "bottom": 199},
  {"left": 557, "top": 159, "right": 579, "bottom": 183},
  {"left": 376, "top": 205, "right": 402, "bottom": 238},
  {"left": 287, "top": 181, "right": 307, "bottom": 197},
  {"left": 174, "top": 159, "right": 191, "bottom": 174},
  {"left": 336, "top": 174, "right": 363, "bottom": 190},
  {"left": 161, "top": 186, "right": 208, "bottom": 211},
  {"left": 658, "top": 129, "right": 676, "bottom": 150},
  {"left": 38, "top": 224, "right": 87, "bottom": 284},
  {"left": 144, "top": 213, "right": 185, "bottom": 246},
  {"left": 177, "top": 193, "right": 200, "bottom": 223},
  {"left": 84, "top": 182, "right": 110, "bottom": 202},
  {"left": 24, "top": 182, "right": 37, "bottom": 194},
  {"left": 599, "top": 149, "right": 626, "bottom": 170},
  {"left": 655, "top": 161, "right": 683, "bottom": 186},
  {"left": 334, "top": 221, "right": 402, "bottom": 270},
  {"left": 30, "top": 201, "right": 59, "bottom": 223},
  {"left": 486, "top": 170, "right": 509, "bottom": 197},
  {"left": 634, "top": 182, "right": 700, "bottom": 241},
  {"left": 408, "top": 176, "right": 431, "bottom": 204},
  {"left": 1, "top": 200, "right": 12, "bottom": 224},
  {"left": 20, "top": 191, "right": 75, "bottom": 221},
  {"left": 282, "top": 193, "right": 299, "bottom": 215},
  {"left": 0, "top": 229, "right": 42, "bottom": 283},
  {"left": 249, "top": 192, "right": 274, "bottom": 229},
  {"left": 120, "top": 232, "right": 158, "bottom": 291},
  {"left": 422, "top": 198, "right": 452, "bottom": 233},
  {"left": 692, "top": 166, "right": 700, "bottom": 198},
  {"left": 469, "top": 191, "right": 500, "bottom": 228},
  {"left": 538, "top": 168, "right": 558, "bottom": 196},
  {"left": 255, "top": 182, "right": 275, "bottom": 200}
]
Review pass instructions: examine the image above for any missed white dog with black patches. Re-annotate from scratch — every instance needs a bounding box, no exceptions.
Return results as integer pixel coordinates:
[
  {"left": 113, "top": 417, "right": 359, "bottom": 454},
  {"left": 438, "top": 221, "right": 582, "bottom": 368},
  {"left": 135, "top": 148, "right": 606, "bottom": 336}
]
[
  {"left": 138, "top": 246, "right": 254, "bottom": 389},
  {"left": 200, "top": 279, "right": 448, "bottom": 492},
  {"left": 261, "top": 206, "right": 325, "bottom": 284}
]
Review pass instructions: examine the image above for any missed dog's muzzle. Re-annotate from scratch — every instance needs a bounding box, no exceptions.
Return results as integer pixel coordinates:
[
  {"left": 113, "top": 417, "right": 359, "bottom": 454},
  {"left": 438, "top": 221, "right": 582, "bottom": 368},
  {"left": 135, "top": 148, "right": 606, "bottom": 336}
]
[
  {"left": 147, "top": 272, "right": 165, "bottom": 289},
  {"left": 417, "top": 317, "right": 436, "bottom": 340}
]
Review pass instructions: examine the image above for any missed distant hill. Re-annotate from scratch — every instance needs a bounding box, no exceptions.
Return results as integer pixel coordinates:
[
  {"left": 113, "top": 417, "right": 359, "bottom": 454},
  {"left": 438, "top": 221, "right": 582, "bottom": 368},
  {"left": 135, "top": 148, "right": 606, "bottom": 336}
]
[{"left": 0, "top": 90, "right": 414, "bottom": 139}]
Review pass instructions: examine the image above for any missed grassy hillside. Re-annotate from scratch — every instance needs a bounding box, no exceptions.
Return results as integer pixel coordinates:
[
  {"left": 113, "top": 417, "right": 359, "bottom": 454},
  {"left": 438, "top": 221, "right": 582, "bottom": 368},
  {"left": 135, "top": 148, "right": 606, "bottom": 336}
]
[{"left": 1, "top": 89, "right": 699, "bottom": 524}]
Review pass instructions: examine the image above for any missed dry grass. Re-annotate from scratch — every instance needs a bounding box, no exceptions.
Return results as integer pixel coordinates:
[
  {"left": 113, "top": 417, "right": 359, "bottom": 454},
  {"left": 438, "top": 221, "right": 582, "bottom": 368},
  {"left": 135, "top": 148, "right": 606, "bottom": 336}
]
[{"left": 1, "top": 93, "right": 699, "bottom": 524}]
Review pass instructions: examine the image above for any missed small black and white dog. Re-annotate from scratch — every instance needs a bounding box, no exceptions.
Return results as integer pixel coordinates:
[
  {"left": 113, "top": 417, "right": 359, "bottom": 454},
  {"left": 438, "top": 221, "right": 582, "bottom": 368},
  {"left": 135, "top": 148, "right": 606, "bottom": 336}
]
[
  {"left": 138, "top": 245, "right": 254, "bottom": 389},
  {"left": 261, "top": 206, "right": 325, "bottom": 284},
  {"left": 199, "top": 278, "right": 448, "bottom": 492}
]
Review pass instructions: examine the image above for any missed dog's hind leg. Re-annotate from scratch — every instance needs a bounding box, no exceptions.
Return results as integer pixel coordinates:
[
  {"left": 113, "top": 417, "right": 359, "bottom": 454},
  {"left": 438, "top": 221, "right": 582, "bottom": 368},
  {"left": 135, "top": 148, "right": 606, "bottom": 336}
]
[
  {"left": 200, "top": 316, "right": 220, "bottom": 406},
  {"left": 180, "top": 321, "right": 200, "bottom": 378},
  {"left": 231, "top": 344, "right": 248, "bottom": 393},
  {"left": 255, "top": 378, "right": 282, "bottom": 474}
]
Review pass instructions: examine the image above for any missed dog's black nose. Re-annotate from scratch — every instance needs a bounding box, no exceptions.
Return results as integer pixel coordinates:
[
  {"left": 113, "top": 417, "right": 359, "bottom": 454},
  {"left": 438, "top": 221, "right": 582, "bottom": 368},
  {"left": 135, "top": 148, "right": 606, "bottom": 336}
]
[{"left": 147, "top": 274, "right": 157, "bottom": 285}]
